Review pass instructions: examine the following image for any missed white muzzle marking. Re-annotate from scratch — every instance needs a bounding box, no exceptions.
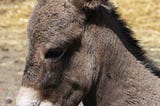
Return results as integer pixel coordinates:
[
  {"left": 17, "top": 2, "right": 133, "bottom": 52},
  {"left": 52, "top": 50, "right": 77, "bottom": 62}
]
[
  {"left": 16, "top": 87, "right": 41, "bottom": 106},
  {"left": 16, "top": 87, "right": 82, "bottom": 106},
  {"left": 40, "top": 101, "right": 57, "bottom": 106},
  {"left": 16, "top": 87, "right": 58, "bottom": 106}
]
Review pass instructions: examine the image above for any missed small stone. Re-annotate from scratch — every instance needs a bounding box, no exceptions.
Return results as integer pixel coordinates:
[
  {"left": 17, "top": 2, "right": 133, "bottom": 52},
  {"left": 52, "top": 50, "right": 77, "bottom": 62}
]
[
  {"left": 1, "top": 48, "right": 9, "bottom": 51},
  {"left": 5, "top": 97, "right": 13, "bottom": 104}
]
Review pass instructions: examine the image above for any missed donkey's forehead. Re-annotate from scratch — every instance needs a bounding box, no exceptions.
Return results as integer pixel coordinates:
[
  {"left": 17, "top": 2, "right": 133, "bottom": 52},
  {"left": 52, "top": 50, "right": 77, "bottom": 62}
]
[{"left": 27, "top": 0, "right": 84, "bottom": 41}]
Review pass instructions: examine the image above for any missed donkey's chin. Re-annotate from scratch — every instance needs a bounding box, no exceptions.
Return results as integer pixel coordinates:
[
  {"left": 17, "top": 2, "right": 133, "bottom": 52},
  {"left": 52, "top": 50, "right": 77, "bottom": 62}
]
[{"left": 15, "top": 87, "right": 58, "bottom": 106}]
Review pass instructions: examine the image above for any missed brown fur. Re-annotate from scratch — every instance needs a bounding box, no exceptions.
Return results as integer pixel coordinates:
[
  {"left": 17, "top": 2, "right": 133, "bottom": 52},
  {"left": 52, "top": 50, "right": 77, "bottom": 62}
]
[
  {"left": 83, "top": 26, "right": 160, "bottom": 106},
  {"left": 21, "top": 0, "right": 160, "bottom": 106}
]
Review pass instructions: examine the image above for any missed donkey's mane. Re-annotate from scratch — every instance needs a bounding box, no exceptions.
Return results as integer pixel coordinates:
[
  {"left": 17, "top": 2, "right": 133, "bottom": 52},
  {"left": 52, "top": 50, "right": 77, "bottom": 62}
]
[{"left": 83, "top": 3, "right": 160, "bottom": 77}]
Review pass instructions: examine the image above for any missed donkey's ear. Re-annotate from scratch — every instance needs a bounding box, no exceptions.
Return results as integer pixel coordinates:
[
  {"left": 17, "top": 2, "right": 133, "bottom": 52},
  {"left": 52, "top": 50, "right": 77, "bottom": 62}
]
[
  {"left": 70, "top": 0, "right": 108, "bottom": 9},
  {"left": 69, "top": 0, "right": 89, "bottom": 8}
]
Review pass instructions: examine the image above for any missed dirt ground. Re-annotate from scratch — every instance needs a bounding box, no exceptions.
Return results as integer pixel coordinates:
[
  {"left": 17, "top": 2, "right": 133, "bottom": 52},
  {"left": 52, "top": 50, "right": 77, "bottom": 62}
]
[{"left": 0, "top": 0, "right": 160, "bottom": 106}]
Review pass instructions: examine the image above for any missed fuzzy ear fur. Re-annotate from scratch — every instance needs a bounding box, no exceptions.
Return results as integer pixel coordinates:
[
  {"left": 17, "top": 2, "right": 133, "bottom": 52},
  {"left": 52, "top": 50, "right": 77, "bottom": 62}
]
[
  {"left": 69, "top": 0, "right": 87, "bottom": 8},
  {"left": 69, "top": 0, "right": 109, "bottom": 9}
]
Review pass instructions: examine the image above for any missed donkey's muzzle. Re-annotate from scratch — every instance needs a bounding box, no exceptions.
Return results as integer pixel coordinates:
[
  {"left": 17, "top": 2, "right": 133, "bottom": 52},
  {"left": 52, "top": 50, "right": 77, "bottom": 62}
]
[{"left": 15, "top": 87, "right": 58, "bottom": 106}]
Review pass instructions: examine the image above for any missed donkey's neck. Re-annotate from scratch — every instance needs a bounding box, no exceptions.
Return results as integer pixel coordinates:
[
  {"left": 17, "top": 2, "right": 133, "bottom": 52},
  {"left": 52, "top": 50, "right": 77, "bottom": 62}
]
[
  {"left": 98, "top": 28, "right": 160, "bottom": 106},
  {"left": 83, "top": 26, "right": 160, "bottom": 106},
  {"left": 84, "top": 4, "right": 160, "bottom": 77}
]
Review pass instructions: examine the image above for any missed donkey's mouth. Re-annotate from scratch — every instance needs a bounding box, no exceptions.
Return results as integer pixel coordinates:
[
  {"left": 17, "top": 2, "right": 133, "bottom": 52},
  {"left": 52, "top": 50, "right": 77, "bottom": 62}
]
[{"left": 16, "top": 87, "right": 57, "bottom": 106}]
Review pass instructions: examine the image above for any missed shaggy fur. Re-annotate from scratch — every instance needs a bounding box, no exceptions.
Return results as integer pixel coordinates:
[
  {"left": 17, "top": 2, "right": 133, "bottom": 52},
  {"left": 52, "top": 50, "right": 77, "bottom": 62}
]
[
  {"left": 17, "top": 0, "right": 160, "bottom": 106},
  {"left": 83, "top": 4, "right": 160, "bottom": 77}
]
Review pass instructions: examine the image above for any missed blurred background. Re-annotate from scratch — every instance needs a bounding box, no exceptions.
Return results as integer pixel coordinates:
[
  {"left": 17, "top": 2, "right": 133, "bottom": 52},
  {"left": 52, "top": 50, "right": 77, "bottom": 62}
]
[{"left": 0, "top": 0, "right": 160, "bottom": 106}]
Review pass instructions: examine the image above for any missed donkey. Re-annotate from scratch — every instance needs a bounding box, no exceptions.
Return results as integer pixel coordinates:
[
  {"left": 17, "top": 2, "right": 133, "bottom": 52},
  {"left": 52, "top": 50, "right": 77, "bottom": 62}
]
[{"left": 16, "top": 0, "right": 160, "bottom": 106}]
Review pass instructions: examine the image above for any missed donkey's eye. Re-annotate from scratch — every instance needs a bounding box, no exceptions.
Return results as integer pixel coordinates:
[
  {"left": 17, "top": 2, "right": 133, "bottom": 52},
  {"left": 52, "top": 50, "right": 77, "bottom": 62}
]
[{"left": 45, "top": 47, "right": 65, "bottom": 61}]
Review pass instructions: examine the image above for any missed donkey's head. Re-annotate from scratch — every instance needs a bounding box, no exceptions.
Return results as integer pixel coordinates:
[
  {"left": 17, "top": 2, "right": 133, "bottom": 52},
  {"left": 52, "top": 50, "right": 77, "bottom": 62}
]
[{"left": 16, "top": 0, "right": 108, "bottom": 106}]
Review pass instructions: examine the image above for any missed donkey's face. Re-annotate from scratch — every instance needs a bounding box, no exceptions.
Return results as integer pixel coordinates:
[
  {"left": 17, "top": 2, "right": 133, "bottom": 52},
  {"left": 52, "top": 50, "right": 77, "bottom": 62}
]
[{"left": 16, "top": 0, "right": 98, "bottom": 106}]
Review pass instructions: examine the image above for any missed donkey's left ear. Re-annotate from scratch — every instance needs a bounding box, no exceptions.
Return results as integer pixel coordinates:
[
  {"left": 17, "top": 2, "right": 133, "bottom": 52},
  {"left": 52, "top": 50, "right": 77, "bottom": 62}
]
[{"left": 69, "top": 0, "right": 108, "bottom": 9}]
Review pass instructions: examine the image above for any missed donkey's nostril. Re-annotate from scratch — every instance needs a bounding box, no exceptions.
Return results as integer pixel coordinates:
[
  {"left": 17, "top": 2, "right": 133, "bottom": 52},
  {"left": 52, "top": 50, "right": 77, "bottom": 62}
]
[{"left": 45, "top": 47, "right": 65, "bottom": 61}]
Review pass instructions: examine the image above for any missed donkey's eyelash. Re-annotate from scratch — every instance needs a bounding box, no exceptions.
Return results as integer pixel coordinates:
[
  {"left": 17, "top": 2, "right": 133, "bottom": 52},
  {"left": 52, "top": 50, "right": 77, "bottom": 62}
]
[{"left": 45, "top": 47, "right": 66, "bottom": 61}]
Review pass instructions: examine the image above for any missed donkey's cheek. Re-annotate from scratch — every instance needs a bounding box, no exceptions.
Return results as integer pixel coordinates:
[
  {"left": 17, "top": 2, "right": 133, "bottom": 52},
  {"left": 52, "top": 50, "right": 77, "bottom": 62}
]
[{"left": 16, "top": 87, "right": 41, "bottom": 106}]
